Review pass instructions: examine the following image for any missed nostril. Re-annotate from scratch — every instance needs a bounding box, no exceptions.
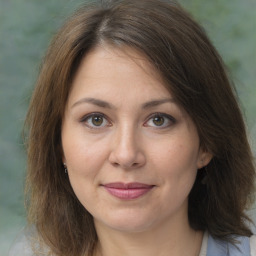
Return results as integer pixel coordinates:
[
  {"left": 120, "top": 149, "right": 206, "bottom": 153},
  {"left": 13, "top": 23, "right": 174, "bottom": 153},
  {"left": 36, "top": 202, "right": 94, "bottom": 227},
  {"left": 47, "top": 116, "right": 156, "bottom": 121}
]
[
  {"left": 112, "top": 162, "right": 119, "bottom": 167},
  {"left": 110, "top": 160, "right": 141, "bottom": 169},
  {"left": 108, "top": 142, "right": 146, "bottom": 169}
]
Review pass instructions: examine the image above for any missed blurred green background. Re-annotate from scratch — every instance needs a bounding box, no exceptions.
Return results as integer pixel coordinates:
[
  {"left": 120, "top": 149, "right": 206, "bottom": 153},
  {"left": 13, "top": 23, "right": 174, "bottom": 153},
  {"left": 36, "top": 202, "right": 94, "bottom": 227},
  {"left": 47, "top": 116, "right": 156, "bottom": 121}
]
[{"left": 0, "top": 0, "right": 255, "bottom": 255}]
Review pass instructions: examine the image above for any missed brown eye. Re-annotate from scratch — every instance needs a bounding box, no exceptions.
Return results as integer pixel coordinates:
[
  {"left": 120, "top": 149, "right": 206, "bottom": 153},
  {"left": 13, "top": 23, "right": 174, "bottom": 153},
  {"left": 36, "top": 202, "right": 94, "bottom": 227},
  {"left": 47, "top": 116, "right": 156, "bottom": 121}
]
[
  {"left": 144, "top": 113, "right": 176, "bottom": 128},
  {"left": 92, "top": 116, "right": 104, "bottom": 126},
  {"left": 152, "top": 116, "right": 165, "bottom": 126},
  {"left": 82, "top": 113, "right": 110, "bottom": 129}
]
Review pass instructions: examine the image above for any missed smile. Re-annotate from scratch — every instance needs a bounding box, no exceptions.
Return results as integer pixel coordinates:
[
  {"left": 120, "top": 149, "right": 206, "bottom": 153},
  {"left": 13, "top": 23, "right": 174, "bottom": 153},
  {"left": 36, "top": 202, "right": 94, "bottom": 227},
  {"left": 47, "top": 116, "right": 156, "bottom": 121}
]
[{"left": 102, "top": 182, "right": 155, "bottom": 200}]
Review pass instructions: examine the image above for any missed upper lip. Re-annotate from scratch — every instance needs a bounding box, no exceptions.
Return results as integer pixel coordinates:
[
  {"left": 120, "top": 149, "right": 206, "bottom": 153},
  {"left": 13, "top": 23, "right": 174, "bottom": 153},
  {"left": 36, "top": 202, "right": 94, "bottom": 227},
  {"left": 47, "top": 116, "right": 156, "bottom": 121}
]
[{"left": 103, "top": 182, "right": 154, "bottom": 189}]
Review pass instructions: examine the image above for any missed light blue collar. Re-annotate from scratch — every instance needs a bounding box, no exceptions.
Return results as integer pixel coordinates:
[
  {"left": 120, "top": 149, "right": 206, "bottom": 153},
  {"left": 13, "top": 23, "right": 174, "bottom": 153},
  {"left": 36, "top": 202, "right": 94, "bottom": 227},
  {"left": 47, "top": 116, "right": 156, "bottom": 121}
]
[{"left": 207, "top": 234, "right": 250, "bottom": 256}]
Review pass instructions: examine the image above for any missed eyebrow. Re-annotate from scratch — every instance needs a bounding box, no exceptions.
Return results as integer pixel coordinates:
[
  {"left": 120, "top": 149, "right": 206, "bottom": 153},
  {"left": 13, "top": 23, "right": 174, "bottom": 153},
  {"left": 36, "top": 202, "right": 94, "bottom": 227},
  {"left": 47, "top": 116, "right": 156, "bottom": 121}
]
[
  {"left": 71, "top": 97, "right": 175, "bottom": 109},
  {"left": 71, "top": 97, "right": 116, "bottom": 109},
  {"left": 141, "top": 98, "right": 176, "bottom": 109}
]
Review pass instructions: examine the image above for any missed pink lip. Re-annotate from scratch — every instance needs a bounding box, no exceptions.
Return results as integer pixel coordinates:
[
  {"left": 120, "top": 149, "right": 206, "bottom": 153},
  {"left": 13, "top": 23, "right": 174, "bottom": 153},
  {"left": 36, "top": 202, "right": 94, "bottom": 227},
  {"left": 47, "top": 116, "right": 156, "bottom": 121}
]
[{"left": 102, "top": 182, "right": 155, "bottom": 200}]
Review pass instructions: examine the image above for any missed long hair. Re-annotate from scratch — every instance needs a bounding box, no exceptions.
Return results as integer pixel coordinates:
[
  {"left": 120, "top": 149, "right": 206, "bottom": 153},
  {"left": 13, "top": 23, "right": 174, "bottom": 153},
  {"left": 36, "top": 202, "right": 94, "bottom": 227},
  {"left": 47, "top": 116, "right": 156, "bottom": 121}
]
[{"left": 25, "top": 0, "right": 255, "bottom": 255}]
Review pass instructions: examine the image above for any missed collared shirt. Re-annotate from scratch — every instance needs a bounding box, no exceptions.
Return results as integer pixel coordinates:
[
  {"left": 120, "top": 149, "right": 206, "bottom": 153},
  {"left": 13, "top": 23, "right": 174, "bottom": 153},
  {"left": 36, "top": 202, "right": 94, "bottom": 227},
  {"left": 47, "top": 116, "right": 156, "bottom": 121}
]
[
  {"left": 199, "top": 232, "right": 256, "bottom": 256},
  {"left": 9, "top": 230, "right": 256, "bottom": 255}
]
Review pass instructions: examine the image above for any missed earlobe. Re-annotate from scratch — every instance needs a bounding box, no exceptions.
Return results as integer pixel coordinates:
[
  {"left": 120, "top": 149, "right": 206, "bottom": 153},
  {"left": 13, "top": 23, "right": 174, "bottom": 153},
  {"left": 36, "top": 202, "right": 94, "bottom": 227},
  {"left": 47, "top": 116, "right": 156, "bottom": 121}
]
[
  {"left": 63, "top": 162, "right": 68, "bottom": 173},
  {"left": 197, "top": 150, "right": 213, "bottom": 169}
]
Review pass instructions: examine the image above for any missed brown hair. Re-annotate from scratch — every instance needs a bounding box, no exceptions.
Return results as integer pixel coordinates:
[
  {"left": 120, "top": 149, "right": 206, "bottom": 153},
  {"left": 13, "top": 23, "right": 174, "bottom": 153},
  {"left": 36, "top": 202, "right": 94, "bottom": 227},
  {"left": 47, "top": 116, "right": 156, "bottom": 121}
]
[{"left": 25, "top": 0, "right": 255, "bottom": 255}]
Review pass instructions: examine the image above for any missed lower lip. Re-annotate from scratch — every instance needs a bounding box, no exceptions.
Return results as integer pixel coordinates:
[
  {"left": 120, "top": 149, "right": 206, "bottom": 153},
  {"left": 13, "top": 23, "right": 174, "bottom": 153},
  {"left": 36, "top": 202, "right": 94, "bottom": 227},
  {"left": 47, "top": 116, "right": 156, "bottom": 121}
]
[{"left": 103, "top": 187, "right": 154, "bottom": 200}]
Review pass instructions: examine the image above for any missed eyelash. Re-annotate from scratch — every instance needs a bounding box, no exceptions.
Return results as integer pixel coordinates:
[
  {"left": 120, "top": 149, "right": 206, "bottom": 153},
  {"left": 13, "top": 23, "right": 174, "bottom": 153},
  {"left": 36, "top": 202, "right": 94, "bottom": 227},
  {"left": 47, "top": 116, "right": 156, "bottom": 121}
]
[
  {"left": 144, "top": 113, "right": 176, "bottom": 128},
  {"left": 80, "top": 112, "right": 112, "bottom": 129},
  {"left": 80, "top": 112, "right": 176, "bottom": 129}
]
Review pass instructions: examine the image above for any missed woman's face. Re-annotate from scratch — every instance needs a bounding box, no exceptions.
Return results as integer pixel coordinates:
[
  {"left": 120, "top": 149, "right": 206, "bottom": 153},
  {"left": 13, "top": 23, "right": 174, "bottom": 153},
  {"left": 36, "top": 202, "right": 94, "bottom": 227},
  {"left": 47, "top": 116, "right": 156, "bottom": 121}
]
[{"left": 61, "top": 46, "right": 211, "bottom": 233}]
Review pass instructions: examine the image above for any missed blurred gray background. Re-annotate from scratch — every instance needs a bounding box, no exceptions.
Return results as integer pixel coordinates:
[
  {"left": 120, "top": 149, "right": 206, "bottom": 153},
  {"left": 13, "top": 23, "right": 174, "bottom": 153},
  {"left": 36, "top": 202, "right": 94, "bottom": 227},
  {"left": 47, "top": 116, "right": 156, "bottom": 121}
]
[{"left": 0, "top": 0, "right": 255, "bottom": 255}]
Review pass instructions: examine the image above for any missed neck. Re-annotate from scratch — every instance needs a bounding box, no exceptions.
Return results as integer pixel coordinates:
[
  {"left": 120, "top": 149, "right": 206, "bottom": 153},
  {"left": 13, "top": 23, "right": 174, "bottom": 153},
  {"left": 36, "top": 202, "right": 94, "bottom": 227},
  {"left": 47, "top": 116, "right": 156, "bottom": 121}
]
[{"left": 94, "top": 216, "right": 203, "bottom": 256}]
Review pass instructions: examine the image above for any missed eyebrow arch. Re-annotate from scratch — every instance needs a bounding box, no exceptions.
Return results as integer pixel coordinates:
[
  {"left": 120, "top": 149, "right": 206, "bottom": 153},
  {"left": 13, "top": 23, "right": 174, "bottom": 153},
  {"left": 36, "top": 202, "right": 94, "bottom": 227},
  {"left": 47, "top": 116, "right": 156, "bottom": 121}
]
[
  {"left": 142, "top": 98, "right": 176, "bottom": 109},
  {"left": 71, "top": 97, "right": 115, "bottom": 109},
  {"left": 71, "top": 97, "right": 176, "bottom": 109}
]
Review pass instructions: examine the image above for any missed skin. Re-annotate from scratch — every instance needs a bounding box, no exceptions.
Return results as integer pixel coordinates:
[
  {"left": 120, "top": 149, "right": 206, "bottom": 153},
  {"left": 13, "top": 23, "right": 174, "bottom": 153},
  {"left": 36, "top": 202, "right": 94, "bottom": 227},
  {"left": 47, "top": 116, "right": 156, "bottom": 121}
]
[{"left": 61, "top": 45, "right": 212, "bottom": 256}]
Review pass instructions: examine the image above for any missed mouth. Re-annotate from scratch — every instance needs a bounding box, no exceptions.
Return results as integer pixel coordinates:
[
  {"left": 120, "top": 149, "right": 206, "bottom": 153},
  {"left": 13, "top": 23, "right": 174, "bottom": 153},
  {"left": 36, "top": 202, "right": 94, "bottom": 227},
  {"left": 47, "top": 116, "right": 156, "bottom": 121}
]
[{"left": 102, "top": 182, "right": 155, "bottom": 200}]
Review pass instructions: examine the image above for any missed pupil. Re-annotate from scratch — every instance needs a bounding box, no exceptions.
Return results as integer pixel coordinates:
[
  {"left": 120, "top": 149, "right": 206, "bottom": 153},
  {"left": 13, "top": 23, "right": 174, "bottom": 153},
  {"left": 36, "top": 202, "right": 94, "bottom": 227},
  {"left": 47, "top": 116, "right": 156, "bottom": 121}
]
[
  {"left": 92, "top": 116, "right": 103, "bottom": 126},
  {"left": 153, "top": 116, "right": 164, "bottom": 126}
]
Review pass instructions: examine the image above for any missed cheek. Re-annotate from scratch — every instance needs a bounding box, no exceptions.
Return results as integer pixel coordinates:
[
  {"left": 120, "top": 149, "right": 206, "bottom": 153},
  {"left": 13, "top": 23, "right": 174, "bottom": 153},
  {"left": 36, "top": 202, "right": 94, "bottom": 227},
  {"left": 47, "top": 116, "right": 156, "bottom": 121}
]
[
  {"left": 62, "top": 137, "right": 107, "bottom": 207},
  {"left": 149, "top": 138, "right": 199, "bottom": 191},
  {"left": 150, "top": 140, "right": 199, "bottom": 172},
  {"left": 65, "top": 146, "right": 106, "bottom": 174},
  {"left": 62, "top": 129, "right": 108, "bottom": 176}
]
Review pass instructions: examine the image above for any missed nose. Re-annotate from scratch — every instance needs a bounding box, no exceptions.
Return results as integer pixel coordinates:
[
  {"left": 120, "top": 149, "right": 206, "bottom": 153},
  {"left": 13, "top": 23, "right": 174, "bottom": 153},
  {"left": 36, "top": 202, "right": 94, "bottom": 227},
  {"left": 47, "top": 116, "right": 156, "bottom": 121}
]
[{"left": 108, "top": 125, "right": 146, "bottom": 169}]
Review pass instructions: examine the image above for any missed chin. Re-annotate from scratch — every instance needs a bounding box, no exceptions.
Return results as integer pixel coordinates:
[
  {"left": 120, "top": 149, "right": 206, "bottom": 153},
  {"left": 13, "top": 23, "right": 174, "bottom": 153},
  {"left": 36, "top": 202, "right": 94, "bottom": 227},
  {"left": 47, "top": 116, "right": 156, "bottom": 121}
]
[{"left": 95, "top": 211, "right": 157, "bottom": 234}]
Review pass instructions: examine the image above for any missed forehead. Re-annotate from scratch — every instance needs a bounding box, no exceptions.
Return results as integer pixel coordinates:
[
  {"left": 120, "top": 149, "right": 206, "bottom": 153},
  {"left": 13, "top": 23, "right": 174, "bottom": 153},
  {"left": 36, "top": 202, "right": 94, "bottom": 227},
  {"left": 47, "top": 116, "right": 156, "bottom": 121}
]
[
  {"left": 67, "top": 45, "right": 172, "bottom": 106},
  {"left": 77, "top": 45, "right": 164, "bottom": 83}
]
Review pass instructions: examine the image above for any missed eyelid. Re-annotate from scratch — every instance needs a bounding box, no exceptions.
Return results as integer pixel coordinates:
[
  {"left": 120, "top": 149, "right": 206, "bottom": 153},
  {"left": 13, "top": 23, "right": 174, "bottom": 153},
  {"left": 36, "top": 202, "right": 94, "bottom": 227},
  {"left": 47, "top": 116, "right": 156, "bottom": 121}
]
[
  {"left": 80, "top": 112, "right": 112, "bottom": 128},
  {"left": 79, "top": 112, "right": 175, "bottom": 129},
  {"left": 144, "top": 112, "right": 176, "bottom": 128}
]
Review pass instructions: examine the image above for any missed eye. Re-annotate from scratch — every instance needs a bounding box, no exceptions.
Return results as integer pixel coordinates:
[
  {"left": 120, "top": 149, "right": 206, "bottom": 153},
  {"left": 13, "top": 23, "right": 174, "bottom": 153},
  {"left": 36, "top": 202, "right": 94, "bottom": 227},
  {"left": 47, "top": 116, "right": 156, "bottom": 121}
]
[
  {"left": 81, "top": 113, "right": 111, "bottom": 128},
  {"left": 144, "top": 113, "right": 176, "bottom": 128}
]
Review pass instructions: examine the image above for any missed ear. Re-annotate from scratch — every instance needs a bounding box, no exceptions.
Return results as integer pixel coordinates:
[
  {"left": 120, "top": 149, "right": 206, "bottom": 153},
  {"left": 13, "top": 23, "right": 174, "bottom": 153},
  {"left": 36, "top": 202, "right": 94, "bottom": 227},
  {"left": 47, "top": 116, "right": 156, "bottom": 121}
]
[
  {"left": 197, "top": 149, "right": 213, "bottom": 169},
  {"left": 62, "top": 156, "right": 66, "bottom": 165},
  {"left": 58, "top": 139, "right": 66, "bottom": 165}
]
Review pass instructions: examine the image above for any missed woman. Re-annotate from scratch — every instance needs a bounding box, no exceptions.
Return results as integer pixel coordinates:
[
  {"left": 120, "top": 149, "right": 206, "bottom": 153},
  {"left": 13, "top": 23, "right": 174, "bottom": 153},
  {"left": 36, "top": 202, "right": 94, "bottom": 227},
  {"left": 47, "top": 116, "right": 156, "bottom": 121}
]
[{"left": 10, "top": 0, "right": 256, "bottom": 255}]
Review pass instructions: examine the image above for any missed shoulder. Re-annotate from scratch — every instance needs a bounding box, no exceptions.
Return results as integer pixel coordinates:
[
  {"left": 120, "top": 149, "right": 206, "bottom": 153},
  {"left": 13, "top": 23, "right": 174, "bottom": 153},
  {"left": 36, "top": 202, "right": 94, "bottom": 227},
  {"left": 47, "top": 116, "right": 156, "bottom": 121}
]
[
  {"left": 8, "top": 227, "right": 51, "bottom": 256},
  {"left": 207, "top": 233, "right": 256, "bottom": 256},
  {"left": 250, "top": 235, "right": 256, "bottom": 256},
  {"left": 8, "top": 232, "right": 34, "bottom": 256}
]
